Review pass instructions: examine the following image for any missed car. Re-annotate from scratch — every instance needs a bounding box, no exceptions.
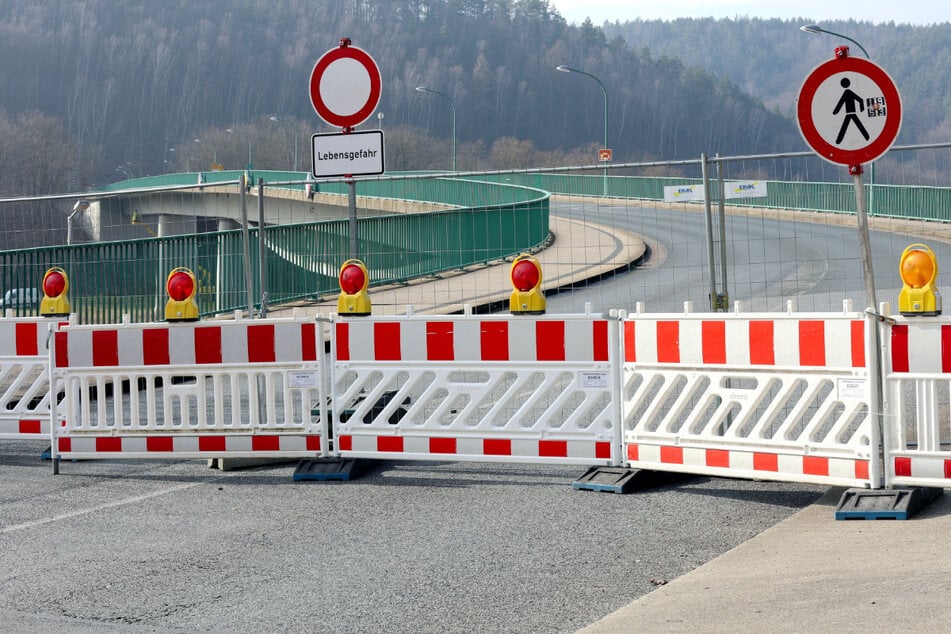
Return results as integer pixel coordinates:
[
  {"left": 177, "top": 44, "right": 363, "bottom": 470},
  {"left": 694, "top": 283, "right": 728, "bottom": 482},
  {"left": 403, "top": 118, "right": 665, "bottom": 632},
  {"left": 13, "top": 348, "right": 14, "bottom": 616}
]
[{"left": 0, "top": 287, "right": 40, "bottom": 310}]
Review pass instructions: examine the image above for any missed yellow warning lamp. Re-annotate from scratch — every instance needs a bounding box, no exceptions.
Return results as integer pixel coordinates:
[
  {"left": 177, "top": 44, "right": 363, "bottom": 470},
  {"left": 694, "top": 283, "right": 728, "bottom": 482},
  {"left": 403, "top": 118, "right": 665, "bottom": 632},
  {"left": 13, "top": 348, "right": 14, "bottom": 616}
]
[
  {"left": 164, "top": 267, "right": 200, "bottom": 321},
  {"left": 509, "top": 254, "right": 546, "bottom": 315},
  {"left": 898, "top": 244, "right": 942, "bottom": 316},
  {"left": 337, "top": 259, "right": 371, "bottom": 316},
  {"left": 40, "top": 267, "right": 71, "bottom": 317}
]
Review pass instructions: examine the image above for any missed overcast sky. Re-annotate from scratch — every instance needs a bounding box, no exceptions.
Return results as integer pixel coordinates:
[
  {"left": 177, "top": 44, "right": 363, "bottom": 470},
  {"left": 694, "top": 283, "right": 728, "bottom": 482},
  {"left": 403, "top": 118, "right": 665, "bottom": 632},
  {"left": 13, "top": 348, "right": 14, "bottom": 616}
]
[{"left": 549, "top": 0, "right": 949, "bottom": 26}]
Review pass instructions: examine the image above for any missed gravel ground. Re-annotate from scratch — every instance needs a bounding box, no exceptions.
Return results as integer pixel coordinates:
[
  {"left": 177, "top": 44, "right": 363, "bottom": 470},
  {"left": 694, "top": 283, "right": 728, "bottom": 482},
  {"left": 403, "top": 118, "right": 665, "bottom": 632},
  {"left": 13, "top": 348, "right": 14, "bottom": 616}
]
[{"left": 0, "top": 440, "right": 825, "bottom": 633}]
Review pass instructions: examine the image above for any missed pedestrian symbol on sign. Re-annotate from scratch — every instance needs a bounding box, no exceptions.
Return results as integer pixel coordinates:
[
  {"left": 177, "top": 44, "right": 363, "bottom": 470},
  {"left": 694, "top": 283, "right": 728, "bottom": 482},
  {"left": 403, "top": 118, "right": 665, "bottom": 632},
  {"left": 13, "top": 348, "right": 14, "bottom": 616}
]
[{"left": 833, "top": 78, "right": 870, "bottom": 145}]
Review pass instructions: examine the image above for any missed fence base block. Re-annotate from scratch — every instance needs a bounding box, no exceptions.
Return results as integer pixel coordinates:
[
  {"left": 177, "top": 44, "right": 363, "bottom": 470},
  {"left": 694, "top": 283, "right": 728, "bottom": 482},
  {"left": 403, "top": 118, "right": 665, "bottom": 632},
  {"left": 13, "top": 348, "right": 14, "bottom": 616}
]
[
  {"left": 572, "top": 467, "right": 643, "bottom": 494},
  {"left": 835, "top": 487, "right": 943, "bottom": 520},
  {"left": 293, "top": 458, "right": 359, "bottom": 482}
]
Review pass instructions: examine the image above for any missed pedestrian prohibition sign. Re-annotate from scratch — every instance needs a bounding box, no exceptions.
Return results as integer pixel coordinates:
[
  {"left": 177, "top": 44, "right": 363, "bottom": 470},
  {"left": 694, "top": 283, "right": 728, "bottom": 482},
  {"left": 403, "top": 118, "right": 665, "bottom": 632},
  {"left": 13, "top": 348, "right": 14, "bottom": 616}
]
[
  {"left": 309, "top": 41, "right": 382, "bottom": 129},
  {"left": 797, "top": 52, "right": 902, "bottom": 166}
]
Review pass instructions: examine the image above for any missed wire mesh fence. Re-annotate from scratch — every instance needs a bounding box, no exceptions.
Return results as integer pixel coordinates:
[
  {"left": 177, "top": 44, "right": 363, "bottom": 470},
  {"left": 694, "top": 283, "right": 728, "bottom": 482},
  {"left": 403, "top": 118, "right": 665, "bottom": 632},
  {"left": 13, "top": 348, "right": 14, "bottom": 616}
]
[{"left": 2, "top": 142, "right": 951, "bottom": 322}]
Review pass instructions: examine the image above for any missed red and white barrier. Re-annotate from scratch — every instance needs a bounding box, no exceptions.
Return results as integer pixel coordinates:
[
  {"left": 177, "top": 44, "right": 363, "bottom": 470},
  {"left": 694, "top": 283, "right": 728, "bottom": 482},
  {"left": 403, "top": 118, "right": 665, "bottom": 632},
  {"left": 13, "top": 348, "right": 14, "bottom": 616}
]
[
  {"left": 50, "top": 315, "right": 329, "bottom": 463},
  {"left": 881, "top": 318, "right": 951, "bottom": 488},
  {"left": 620, "top": 304, "right": 877, "bottom": 487},
  {"left": 0, "top": 316, "right": 67, "bottom": 440},
  {"left": 331, "top": 313, "right": 621, "bottom": 466}
]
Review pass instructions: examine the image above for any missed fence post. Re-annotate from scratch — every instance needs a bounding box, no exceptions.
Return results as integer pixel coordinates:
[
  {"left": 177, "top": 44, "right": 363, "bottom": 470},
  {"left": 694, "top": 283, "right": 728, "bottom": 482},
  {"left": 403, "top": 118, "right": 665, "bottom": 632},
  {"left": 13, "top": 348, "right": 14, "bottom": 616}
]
[
  {"left": 239, "top": 173, "right": 255, "bottom": 317},
  {"left": 257, "top": 177, "right": 268, "bottom": 318}
]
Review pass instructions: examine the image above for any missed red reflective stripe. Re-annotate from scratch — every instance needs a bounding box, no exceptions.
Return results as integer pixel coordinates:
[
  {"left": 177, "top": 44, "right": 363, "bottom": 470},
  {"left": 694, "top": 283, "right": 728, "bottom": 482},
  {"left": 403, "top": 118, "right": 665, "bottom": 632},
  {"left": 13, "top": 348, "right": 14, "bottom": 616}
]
[
  {"left": 18, "top": 420, "right": 41, "bottom": 434},
  {"left": 596, "top": 442, "right": 612, "bottom": 460},
  {"left": 942, "top": 325, "right": 951, "bottom": 373},
  {"left": 96, "top": 437, "right": 122, "bottom": 452},
  {"left": 377, "top": 436, "right": 404, "bottom": 452},
  {"left": 624, "top": 321, "right": 636, "bottom": 362},
  {"left": 374, "top": 322, "right": 401, "bottom": 361},
  {"left": 803, "top": 456, "right": 829, "bottom": 476},
  {"left": 536, "top": 321, "right": 565, "bottom": 361},
  {"left": 626, "top": 444, "right": 639, "bottom": 461},
  {"left": 538, "top": 440, "right": 567, "bottom": 458},
  {"left": 15, "top": 322, "right": 38, "bottom": 356},
  {"left": 198, "top": 436, "right": 226, "bottom": 452},
  {"left": 147, "top": 437, "right": 174, "bottom": 452},
  {"left": 701, "top": 321, "right": 726, "bottom": 364},
  {"left": 890, "top": 325, "right": 909, "bottom": 372},
  {"left": 799, "top": 321, "right": 825, "bottom": 366},
  {"left": 195, "top": 327, "right": 222, "bottom": 364},
  {"left": 54, "top": 331, "right": 69, "bottom": 367},
  {"left": 338, "top": 435, "right": 352, "bottom": 451},
  {"left": 894, "top": 456, "right": 912, "bottom": 477},
  {"left": 851, "top": 320, "right": 865, "bottom": 368},
  {"left": 58, "top": 438, "right": 72, "bottom": 452},
  {"left": 706, "top": 449, "right": 730, "bottom": 468},
  {"left": 945, "top": 460, "right": 951, "bottom": 480},
  {"left": 252, "top": 435, "right": 281, "bottom": 451},
  {"left": 657, "top": 321, "right": 679, "bottom": 363},
  {"left": 749, "top": 321, "right": 774, "bottom": 365},
  {"left": 301, "top": 323, "right": 317, "bottom": 362},
  {"left": 248, "top": 324, "right": 275, "bottom": 363},
  {"left": 753, "top": 452, "right": 779, "bottom": 472},
  {"left": 143, "top": 328, "right": 170, "bottom": 365},
  {"left": 480, "top": 322, "right": 509, "bottom": 361},
  {"left": 430, "top": 437, "right": 457, "bottom": 454},
  {"left": 306, "top": 436, "right": 322, "bottom": 451},
  {"left": 855, "top": 460, "right": 869, "bottom": 481},
  {"left": 660, "top": 445, "right": 683, "bottom": 464},
  {"left": 593, "top": 320, "right": 609, "bottom": 362},
  {"left": 336, "top": 322, "right": 350, "bottom": 361},
  {"left": 426, "top": 322, "right": 454, "bottom": 361},
  {"left": 92, "top": 330, "right": 119, "bottom": 367},
  {"left": 484, "top": 439, "right": 511, "bottom": 455}
]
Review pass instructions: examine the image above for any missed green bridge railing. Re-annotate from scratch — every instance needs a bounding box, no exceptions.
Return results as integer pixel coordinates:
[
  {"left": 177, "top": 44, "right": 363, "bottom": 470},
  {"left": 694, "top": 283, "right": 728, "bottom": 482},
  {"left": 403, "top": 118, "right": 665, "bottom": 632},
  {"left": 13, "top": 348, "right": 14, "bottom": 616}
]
[{"left": 1, "top": 173, "right": 549, "bottom": 323}]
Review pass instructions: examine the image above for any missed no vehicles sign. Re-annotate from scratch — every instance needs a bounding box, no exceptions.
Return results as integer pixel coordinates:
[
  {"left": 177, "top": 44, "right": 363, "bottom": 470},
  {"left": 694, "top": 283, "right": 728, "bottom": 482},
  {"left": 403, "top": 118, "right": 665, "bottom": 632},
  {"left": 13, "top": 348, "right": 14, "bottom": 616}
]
[{"left": 797, "top": 54, "right": 902, "bottom": 166}]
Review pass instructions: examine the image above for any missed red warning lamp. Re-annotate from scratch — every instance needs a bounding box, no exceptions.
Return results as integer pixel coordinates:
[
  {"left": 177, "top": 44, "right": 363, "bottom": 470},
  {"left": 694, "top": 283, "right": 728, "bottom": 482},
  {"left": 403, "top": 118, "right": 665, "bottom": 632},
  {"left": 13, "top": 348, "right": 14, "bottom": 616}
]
[
  {"left": 40, "top": 267, "right": 71, "bottom": 316},
  {"left": 509, "top": 254, "right": 545, "bottom": 314},
  {"left": 164, "top": 267, "right": 199, "bottom": 321},
  {"left": 337, "top": 259, "right": 371, "bottom": 316}
]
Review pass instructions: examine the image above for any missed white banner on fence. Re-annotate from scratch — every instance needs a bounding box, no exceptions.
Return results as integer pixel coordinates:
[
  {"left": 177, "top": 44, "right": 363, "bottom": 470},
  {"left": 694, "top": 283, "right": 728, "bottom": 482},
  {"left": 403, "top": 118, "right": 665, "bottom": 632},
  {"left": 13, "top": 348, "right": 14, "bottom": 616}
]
[
  {"left": 663, "top": 184, "right": 704, "bottom": 202},
  {"left": 664, "top": 181, "right": 767, "bottom": 203}
]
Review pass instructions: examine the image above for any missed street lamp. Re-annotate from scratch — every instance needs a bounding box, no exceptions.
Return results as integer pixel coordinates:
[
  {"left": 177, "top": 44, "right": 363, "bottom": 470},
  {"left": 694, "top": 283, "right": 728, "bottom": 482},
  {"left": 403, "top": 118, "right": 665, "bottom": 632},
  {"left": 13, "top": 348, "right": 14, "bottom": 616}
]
[
  {"left": 415, "top": 86, "right": 456, "bottom": 171},
  {"left": 800, "top": 25, "right": 869, "bottom": 58},
  {"left": 67, "top": 199, "right": 90, "bottom": 246},
  {"left": 556, "top": 64, "right": 609, "bottom": 195}
]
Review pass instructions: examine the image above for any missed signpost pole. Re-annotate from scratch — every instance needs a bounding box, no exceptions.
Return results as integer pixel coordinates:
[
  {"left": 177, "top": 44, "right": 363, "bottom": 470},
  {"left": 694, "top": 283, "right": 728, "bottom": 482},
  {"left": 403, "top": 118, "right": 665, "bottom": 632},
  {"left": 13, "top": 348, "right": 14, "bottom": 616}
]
[{"left": 851, "top": 164, "right": 877, "bottom": 309}]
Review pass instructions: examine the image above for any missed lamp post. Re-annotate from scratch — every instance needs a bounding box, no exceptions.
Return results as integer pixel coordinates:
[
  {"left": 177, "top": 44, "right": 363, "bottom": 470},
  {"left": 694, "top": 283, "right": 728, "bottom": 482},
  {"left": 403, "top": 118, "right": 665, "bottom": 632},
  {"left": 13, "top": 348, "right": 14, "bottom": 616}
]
[
  {"left": 67, "top": 199, "right": 90, "bottom": 246},
  {"left": 415, "top": 86, "right": 456, "bottom": 171},
  {"left": 556, "top": 64, "right": 609, "bottom": 195},
  {"left": 800, "top": 24, "right": 876, "bottom": 212}
]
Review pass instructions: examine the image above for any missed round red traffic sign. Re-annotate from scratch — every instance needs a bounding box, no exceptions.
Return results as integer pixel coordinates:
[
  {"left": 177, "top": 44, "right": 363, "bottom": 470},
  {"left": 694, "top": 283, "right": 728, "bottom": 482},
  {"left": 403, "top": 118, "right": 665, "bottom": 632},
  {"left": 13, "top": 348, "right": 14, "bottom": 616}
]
[
  {"left": 797, "top": 54, "right": 901, "bottom": 166},
  {"left": 309, "top": 44, "right": 382, "bottom": 129}
]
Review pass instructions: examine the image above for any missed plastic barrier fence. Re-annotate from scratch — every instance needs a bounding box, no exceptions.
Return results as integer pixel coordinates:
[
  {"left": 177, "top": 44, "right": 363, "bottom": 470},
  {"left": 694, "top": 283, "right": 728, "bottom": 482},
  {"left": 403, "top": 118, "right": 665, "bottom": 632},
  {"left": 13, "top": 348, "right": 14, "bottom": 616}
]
[
  {"left": 331, "top": 313, "right": 622, "bottom": 465},
  {"left": 882, "top": 317, "right": 951, "bottom": 488},
  {"left": 0, "top": 316, "right": 65, "bottom": 440},
  {"left": 50, "top": 315, "right": 328, "bottom": 463},
  {"left": 620, "top": 304, "right": 878, "bottom": 487}
]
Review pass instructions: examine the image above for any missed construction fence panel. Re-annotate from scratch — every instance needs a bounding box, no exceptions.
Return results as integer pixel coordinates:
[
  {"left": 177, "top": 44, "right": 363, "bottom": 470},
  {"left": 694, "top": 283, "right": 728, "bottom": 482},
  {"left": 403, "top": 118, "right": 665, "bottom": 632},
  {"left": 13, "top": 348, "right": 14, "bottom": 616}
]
[
  {"left": 0, "top": 315, "right": 68, "bottom": 440},
  {"left": 881, "top": 316, "right": 951, "bottom": 488},
  {"left": 50, "top": 314, "right": 329, "bottom": 461},
  {"left": 621, "top": 304, "right": 878, "bottom": 488},
  {"left": 330, "top": 313, "right": 622, "bottom": 466}
]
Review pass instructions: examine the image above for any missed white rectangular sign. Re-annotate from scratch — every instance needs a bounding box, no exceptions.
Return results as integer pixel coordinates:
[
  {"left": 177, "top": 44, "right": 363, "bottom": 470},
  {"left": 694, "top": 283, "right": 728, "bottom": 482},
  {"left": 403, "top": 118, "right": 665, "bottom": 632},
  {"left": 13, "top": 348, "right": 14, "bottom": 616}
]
[
  {"left": 663, "top": 184, "right": 704, "bottom": 203},
  {"left": 663, "top": 180, "right": 768, "bottom": 203},
  {"left": 312, "top": 130, "right": 384, "bottom": 178},
  {"left": 725, "top": 180, "right": 768, "bottom": 199}
]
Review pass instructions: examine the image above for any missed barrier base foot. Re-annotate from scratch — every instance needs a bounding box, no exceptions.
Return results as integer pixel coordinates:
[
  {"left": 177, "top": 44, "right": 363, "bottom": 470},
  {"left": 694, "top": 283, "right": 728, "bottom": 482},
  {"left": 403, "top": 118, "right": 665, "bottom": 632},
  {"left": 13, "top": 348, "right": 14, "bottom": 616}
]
[
  {"left": 572, "top": 467, "right": 642, "bottom": 494},
  {"left": 835, "top": 486, "right": 943, "bottom": 520},
  {"left": 293, "top": 458, "right": 359, "bottom": 482},
  {"left": 41, "top": 445, "right": 52, "bottom": 461}
]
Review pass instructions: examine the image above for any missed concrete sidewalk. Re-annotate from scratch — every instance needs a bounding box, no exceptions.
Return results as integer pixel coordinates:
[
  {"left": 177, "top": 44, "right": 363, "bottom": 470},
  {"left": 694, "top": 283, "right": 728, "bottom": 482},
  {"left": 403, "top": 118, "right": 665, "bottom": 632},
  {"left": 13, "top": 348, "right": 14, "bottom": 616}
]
[
  {"left": 580, "top": 487, "right": 951, "bottom": 633},
  {"left": 275, "top": 214, "right": 646, "bottom": 317}
]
